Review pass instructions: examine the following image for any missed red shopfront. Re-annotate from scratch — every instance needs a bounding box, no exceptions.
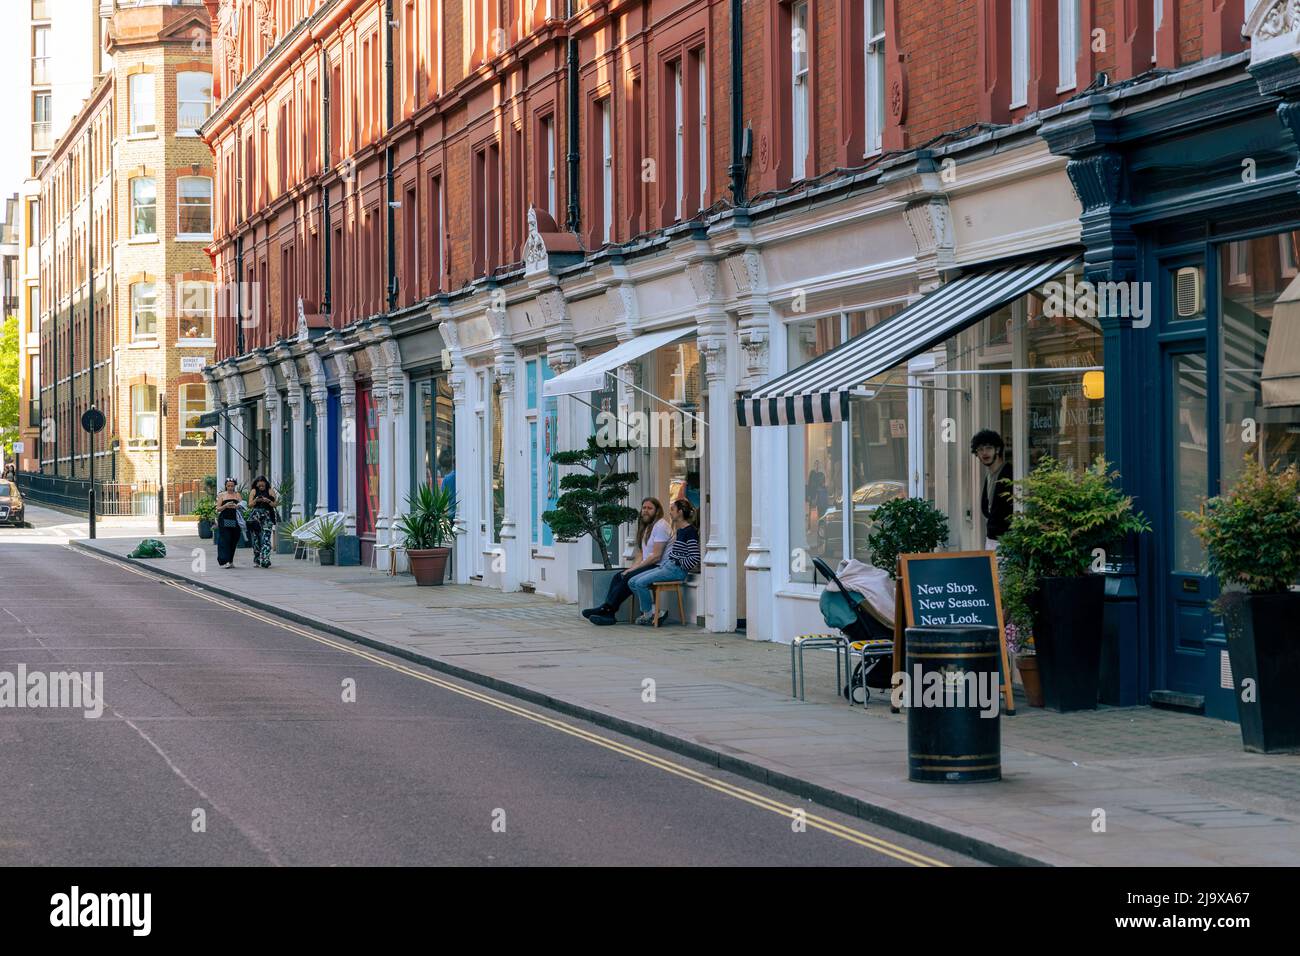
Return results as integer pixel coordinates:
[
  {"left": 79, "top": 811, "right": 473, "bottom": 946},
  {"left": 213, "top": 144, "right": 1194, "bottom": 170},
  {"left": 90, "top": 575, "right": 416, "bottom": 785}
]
[{"left": 356, "top": 383, "right": 380, "bottom": 565}]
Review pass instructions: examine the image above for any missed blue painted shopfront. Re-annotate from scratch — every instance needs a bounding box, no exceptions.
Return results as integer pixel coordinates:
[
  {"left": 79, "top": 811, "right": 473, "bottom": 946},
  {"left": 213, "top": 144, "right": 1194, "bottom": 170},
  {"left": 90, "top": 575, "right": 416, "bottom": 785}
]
[{"left": 1042, "top": 54, "right": 1300, "bottom": 720}]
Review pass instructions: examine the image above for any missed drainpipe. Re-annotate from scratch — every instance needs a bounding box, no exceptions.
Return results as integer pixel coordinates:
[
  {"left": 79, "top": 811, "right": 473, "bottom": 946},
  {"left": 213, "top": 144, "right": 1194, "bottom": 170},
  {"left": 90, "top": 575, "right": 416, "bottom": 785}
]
[
  {"left": 385, "top": 0, "right": 397, "bottom": 310},
  {"left": 86, "top": 129, "right": 95, "bottom": 535},
  {"left": 728, "top": 0, "right": 747, "bottom": 204},
  {"left": 566, "top": 31, "right": 580, "bottom": 234},
  {"left": 321, "top": 44, "right": 332, "bottom": 315},
  {"left": 51, "top": 189, "right": 58, "bottom": 475},
  {"left": 235, "top": 235, "right": 245, "bottom": 356}
]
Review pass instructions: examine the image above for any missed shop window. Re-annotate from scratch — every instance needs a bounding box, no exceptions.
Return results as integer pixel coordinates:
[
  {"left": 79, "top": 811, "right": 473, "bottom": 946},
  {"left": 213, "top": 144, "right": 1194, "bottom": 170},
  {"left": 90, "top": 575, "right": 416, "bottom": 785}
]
[
  {"left": 177, "top": 281, "right": 214, "bottom": 341},
  {"left": 178, "top": 176, "right": 213, "bottom": 238},
  {"left": 129, "top": 73, "right": 155, "bottom": 135},
  {"left": 131, "top": 177, "right": 156, "bottom": 237},
  {"left": 131, "top": 282, "right": 157, "bottom": 341},
  {"left": 415, "top": 377, "right": 456, "bottom": 516},
  {"left": 177, "top": 72, "right": 213, "bottom": 132},
  {"left": 490, "top": 375, "right": 505, "bottom": 542},
  {"left": 649, "top": 341, "right": 704, "bottom": 524},
  {"left": 180, "top": 384, "right": 211, "bottom": 447},
  {"left": 526, "top": 358, "right": 559, "bottom": 546},
  {"left": 1219, "top": 232, "right": 1300, "bottom": 494}
]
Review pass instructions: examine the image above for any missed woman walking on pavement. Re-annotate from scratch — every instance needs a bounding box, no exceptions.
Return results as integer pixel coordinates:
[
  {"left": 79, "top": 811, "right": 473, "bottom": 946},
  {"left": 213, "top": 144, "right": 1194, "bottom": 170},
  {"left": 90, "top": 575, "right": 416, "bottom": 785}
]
[
  {"left": 629, "top": 498, "right": 701, "bottom": 626},
  {"left": 247, "top": 475, "right": 280, "bottom": 569},
  {"left": 215, "top": 477, "right": 243, "bottom": 568}
]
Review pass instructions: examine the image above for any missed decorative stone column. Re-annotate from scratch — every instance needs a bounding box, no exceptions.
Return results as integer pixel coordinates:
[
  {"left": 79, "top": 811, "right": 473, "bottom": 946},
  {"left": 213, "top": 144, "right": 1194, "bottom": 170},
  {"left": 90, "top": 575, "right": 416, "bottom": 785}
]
[
  {"left": 332, "top": 349, "right": 358, "bottom": 536},
  {"left": 493, "top": 352, "right": 521, "bottom": 592},
  {"left": 698, "top": 333, "right": 737, "bottom": 633},
  {"left": 439, "top": 314, "right": 472, "bottom": 584}
]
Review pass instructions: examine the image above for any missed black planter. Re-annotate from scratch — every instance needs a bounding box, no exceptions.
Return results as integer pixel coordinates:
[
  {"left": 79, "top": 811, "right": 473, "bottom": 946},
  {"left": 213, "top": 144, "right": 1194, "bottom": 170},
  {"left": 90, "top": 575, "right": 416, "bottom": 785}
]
[
  {"left": 1031, "top": 575, "right": 1105, "bottom": 712},
  {"left": 1221, "top": 591, "right": 1300, "bottom": 754},
  {"left": 197, "top": 519, "right": 213, "bottom": 539}
]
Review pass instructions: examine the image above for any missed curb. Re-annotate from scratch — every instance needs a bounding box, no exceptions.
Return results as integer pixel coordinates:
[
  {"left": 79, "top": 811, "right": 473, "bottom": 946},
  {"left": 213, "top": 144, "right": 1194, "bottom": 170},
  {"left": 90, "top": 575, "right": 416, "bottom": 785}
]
[{"left": 72, "top": 539, "right": 1051, "bottom": 867}]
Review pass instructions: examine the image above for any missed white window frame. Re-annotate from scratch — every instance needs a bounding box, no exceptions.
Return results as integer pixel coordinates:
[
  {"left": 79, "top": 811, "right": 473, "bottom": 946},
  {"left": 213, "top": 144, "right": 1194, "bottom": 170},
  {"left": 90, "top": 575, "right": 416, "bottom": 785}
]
[
  {"left": 865, "top": 0, "right": 885, "bottom": 156},
  {"left": 600, "top": 99, "right": 613, "bottom": 243},
  {"left": 131, "top": 177, "right": 157, "bottom": 238},
  {"left": 1010, "top": 0, "right": 1029, "bottom": 109},
  {"left": 697, "top": 51, "right": 708, "bottom": 209},
  {"left": 180, "top": 383, "right": 212, "bottom": 447},
  {"left": 542, "top": 114, "right": 556, "bottom": 219},
  {"left": 177, "top": 71, "right": 213, "bottom": 134},
  {"left": 177, "top": 280, "right": 215, "bottom": 343},
  {"left": 131, "top": 282, "right": 158, "bottom": 342},
  {"left": 1057, "top": 0, "right": 1079, "bottom": 92},
  {"left": 177, "top": 176, "right": 213, "bottom": 240},
  {"left": 792, "top": 2, "right": 810, "bottom": 181},
  {"left": 132, "top": 384, "right": 158, "bottom": 443},
  {"left": 672, "top": 60, "right": 685, "bottom": 220},
  {"left": 129, "top": 73, "right": 155, "bottom": 136},
  {"left": 1153, "top": 0, "right": 1164, "bottom": 63}
]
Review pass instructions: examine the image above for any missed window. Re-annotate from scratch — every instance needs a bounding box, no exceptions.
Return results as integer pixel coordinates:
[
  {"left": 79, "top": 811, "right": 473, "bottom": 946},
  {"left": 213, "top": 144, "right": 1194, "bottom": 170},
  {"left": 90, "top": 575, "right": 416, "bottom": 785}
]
[
  {"left": 131, "top": 178, "right": 157, "bottom": 237},
  {"left": 178, "top": 177, "right": 213, "bottom": 237},
  {"left": 1010, "top": 0, "right": 1029, "bottom": 108},
  {"left": 671, "top": 60, "right": 685, "bottom": 218},
  {"left": 526, "top": 357, "right": 559, "bottom": 546},
  {"left": 33, "top": 26, "right": 50, "bottom": 85},
  {"left": 129, "top": 73, "right": 155, "bottom": 135},
  {"left": 178, "top": 282, "right": 213, "bottom": 340},
  {"left": 599, "top": 98, "right": 613, "bottom": 243},
  {"left": 32, "top": 92, "right": 52, "bottom": 150},
  {"left": 1058, "top": 0, "right": 1079, "bottom": 91},
  {"left": 131, "top": 282, "right": 158, "bottom": 341},
  {"left": 177, "top": 72, "right": 213, "bottom": 132},
  {"left": 131, "top": 384, "right": 158, "bottom": 442},
  {"left": 697, "top": 50, "right": 708, "bottom": 209},
  {"left": 791, "top": 2, "right": 810, "bottom": 181},
  {"left": 180, "top": 384, "right": 211, "bottom": 446},
  {"left": 865, "top": 0, "right": 886, "bottom": 155},
  {"left": 541, "top": 114, "right": 556, "bottom": 218}
]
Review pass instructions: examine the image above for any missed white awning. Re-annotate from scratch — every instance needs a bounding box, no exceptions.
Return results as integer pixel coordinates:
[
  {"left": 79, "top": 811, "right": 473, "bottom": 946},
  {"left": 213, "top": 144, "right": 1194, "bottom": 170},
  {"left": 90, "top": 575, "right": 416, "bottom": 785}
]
[
  {"left": 1262, "top": 273, "right": 1300, "bottom": 408},
  {"left": 736, "top": 255, "right": 1080, "bottom": 426},
  {"left": 543, "top": 326, "right": 694, "bottom": 397}
]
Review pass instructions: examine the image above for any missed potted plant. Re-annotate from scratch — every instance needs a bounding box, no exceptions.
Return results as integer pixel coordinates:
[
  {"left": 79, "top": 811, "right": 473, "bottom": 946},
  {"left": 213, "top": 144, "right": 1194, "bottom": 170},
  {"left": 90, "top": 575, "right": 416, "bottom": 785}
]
[
  {"left": 997, "top": 456, "right": 1149, "bottom": 712},
  {"left": 1186, "top": 458, "right": 1300, "bottom": 753},
  {"left": 395, "top": 484, "right": 458, "bottom": 586},
  {"left": 866, "top": 496, "right": 949, "bottom": 578},
  {"left": 276, "top": 516, "right": 304, "bottom": 555},
  {"left": 194, "top": 495, "right": 216, "bottom": 540},
  {"left": 542, "top": 435, "right": 640, "bottom": 610},
  {"left": 314, "top": 514, "right": 344, "bottom": 566},
  {"left": 998, "top": 558, "right": 1043, "bottom": 706}
]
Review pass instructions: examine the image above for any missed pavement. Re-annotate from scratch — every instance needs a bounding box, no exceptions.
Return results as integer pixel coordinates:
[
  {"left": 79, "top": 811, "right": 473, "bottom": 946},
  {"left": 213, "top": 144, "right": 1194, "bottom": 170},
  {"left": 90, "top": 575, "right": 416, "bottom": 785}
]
[{"left": 63, "top": 525, "right": 1300, "bottom": 867}]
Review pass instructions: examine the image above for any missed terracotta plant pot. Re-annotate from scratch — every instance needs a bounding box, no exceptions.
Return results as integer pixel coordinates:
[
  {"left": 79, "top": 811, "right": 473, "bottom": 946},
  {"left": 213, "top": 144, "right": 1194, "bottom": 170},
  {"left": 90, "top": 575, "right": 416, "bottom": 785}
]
[
  {"left": 407, "top": 547, "right": 451, "bottom": 586},
  {"left": 1016, "top": 653, "right": 1045, "bottom": 708}
]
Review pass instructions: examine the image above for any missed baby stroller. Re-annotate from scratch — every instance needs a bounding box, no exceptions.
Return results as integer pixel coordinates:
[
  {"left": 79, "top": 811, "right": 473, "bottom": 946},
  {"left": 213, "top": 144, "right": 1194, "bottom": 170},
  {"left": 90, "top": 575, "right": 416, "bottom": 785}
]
[{"left": 813, "top": 557, "right": 896, "bottom": 704}]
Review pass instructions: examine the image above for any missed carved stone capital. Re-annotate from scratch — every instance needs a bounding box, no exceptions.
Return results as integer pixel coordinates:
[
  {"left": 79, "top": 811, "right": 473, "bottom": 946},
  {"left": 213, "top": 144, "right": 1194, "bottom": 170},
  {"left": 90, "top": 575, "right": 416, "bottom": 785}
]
[{"left": 1066, "top": 152, "right": 1125, "bottom": 214}]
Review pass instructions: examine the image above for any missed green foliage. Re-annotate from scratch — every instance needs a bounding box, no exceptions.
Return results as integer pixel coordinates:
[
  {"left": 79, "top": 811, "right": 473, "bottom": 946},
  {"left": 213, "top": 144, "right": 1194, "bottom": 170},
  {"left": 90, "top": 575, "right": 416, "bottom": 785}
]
[
  {"left": 866, "top": 497, "right": 949, "bottom": 579},
  {"left": 997, "top": 456, "right": 1149, "bottom": 629},
  {"left": 0, "top": 316, "right": 18, "bottom": 456},
  {"left": 315, "top": 514, "right": 345, "bottom": 550},
  {"left": 276, "top": 472, "right": 294, "bottom": 513},
  {"left": 278, "top": 516, "right": 305, "bottom": 536},
  {"left": 541, "top": 435, "right": 639, "bottom": 569},
  {"left": 193, "top": 495, "right": 217, "bottom": 522},
  {"left": 396, "top": 483, "right": 459, "bottom": 550},
  {"left": 203, "top": 475, "right": 218, "bottom": 495},
  {"left": 1185, "top": 457, "right": 1300, "bottom": 596}
]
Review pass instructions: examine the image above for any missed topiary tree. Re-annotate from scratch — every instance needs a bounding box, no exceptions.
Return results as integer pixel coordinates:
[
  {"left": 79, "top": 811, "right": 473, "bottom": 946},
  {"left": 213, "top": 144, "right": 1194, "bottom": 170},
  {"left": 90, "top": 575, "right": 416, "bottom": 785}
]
[
  {"left": 866, "top": 496, "right": 949, "bottom": 579},
  {"left": 542, "top": 436, "right": 640, "bottom": 569}
]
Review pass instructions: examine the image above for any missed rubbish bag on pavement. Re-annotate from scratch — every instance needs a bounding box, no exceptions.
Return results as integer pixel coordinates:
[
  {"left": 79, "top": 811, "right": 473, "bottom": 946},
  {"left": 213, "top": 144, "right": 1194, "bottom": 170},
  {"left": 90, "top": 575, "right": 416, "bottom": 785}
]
[{"left": 128, "top": 539, "right": 167, "bottom": 559}]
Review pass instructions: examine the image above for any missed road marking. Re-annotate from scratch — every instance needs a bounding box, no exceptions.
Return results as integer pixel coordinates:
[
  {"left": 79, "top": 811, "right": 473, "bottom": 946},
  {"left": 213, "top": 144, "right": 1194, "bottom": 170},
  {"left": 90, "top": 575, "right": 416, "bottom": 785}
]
[{"left": 75, "top": 547, "right": 949, "bottom": 866}]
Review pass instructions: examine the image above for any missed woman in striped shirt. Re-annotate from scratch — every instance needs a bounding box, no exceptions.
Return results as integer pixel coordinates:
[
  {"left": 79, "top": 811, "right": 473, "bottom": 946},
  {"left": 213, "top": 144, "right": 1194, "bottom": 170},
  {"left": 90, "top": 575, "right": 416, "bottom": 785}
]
[{"left": 629, "top": 499, "right": 701, "bottom": 626}]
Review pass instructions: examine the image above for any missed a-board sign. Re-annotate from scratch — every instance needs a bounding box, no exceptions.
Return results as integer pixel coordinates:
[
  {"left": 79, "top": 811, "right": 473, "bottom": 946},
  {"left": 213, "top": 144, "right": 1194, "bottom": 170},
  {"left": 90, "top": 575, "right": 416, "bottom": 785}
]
[{"left": 898, "top": 550, "right": 1014, "bottom": 714}]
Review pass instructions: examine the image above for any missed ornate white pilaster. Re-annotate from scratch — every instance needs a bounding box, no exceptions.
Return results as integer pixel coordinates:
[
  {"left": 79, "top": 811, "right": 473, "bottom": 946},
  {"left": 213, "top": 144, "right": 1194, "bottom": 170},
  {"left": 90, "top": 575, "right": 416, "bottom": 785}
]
[
  {"left": 440, "top": 314, "right": 473, "bottom": 583},
  {"left": 493, "top": 351, "right": 521, "bottom": 592},
  {"left": 331, "top": 349, "right": 358, "bottom": 535},
  {"left": 278, "top": 348, "right": 306, "bottom": 520}
]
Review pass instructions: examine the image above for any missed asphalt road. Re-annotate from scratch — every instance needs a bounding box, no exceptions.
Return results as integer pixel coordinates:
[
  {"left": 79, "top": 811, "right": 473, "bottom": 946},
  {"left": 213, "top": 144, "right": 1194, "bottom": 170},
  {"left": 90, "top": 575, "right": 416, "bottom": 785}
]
[{"left": 0, "top": 537, "right": 975, "bottom": 866}]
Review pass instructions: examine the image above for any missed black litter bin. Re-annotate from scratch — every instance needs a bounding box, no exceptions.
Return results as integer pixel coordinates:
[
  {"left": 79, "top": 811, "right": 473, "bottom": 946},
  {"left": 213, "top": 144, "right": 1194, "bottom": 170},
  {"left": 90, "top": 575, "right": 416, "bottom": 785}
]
[{"left": 905, "top": 625, "right": 1002, "bottom": 783}]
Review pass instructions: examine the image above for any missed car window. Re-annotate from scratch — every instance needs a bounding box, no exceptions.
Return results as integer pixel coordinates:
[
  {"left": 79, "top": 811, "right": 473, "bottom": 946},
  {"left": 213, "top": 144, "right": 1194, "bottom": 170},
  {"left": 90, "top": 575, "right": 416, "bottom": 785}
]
[{"left": 0, "top": 482, "right": 10, "bottom": 496}]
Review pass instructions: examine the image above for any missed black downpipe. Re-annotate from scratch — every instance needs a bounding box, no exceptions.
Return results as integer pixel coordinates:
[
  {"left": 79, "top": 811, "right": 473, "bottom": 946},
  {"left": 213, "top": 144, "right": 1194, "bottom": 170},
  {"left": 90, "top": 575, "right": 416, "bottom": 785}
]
[
  {"left": 235, "top": 235, "right": 245, "bottom": 356},
  {"left": 728, "top": 0, "right": 747, "bottom": 204},
  {"left": 385, "top": 0, "right": 397, "bottom": 310},
  {"left": 322, "top": 46, "right": 332, "bottom": 314},
  {"left": 51, "top": 194, "right": 58, "bottom": 475},
  {"left": 566, "top": 35, "right": 580, "bottom": 234},
  {"left": 87, "top": 132, "right": 96, "bottom": 533}
]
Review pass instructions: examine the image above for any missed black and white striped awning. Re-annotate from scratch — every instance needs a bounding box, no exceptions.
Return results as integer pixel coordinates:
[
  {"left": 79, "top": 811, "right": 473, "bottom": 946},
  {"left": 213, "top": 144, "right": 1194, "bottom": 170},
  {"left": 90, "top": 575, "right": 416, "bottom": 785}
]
[{"left": 736, "top": 255, "right": 1080, "bottom": 426}]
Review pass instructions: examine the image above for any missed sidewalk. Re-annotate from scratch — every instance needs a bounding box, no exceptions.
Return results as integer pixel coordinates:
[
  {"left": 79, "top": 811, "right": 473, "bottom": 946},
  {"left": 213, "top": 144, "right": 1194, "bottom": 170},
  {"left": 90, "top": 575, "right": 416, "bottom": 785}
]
[{"left": 75, "top": 534, "right": 1300, "bottom": 866}]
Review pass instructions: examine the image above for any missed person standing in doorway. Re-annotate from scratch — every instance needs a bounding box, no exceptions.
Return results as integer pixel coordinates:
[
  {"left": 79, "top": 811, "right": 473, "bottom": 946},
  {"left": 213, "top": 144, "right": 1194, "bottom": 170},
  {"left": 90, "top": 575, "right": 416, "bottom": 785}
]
[
  {"left": 972, "top": 429, "right": 1013, "bottom": 550},
  {"left": 215, "top": 477, "right": 243, "bottom": 568},
  {"left": 247, "top": 475, "right": 279, "bottom": 569},
  {"left": 583, "top": 497, "right": 671, "bottom": 625}
]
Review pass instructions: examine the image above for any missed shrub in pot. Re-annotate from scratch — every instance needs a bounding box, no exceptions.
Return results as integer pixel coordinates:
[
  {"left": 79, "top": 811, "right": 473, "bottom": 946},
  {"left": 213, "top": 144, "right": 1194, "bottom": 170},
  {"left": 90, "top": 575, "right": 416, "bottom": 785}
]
[
  {"left": 396, "top": 484, "right": 458, "bottom": 585},
  {"left": 277, "top": 517, "right": 304, "bottom": 555},
  {"left": 194, "top": 495, "right": 216, "bottom": 540},
  {"left": 1186, "top": 458, "right": 1300, "bottom": 753},
  {"left": 542, "top": 436, "right": 640, "bottom": 609},
  {"left": 997, "top": 456, "right": 1149, "bottom": 712},
  {"left": 866, "top": 496, "right": 949, "bottom": 578},
  {"left": 314, "top": 514, "right": 344, "bottom": 566}
]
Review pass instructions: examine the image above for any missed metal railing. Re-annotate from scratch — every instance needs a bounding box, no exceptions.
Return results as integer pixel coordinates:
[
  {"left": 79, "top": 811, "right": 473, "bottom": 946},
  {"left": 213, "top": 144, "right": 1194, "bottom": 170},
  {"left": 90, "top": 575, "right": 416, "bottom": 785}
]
[{"left": 16, "top": 472, "right": 206, "bottom": 517}]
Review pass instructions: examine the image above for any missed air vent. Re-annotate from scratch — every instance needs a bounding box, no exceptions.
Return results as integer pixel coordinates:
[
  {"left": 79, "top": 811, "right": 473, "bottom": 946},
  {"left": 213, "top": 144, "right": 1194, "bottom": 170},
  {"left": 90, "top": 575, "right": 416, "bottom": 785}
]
[{"left": 1175, "top": 267, "right": 1202, "bottom": 318}]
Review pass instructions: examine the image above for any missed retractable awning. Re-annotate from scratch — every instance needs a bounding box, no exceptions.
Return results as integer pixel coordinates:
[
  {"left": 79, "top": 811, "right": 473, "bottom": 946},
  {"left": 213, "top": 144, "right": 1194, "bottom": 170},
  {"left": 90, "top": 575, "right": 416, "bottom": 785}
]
[
  {"left": 543, "top": 326, "right": 693, "bottom": 397},
  {"left": 736, "top": 255, "right": 1080, "bottom": 426},
  {"left": 1262, "top": 273, "right": 1300, "bottom": 408}
]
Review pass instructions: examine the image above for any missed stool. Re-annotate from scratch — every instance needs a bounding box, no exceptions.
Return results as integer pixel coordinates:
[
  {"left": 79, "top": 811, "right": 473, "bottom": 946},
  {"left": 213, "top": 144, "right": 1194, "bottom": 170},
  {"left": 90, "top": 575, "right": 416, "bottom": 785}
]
[
  {"left": 651, "top": 581, "right": 686, "bottom": 627},
  {"left": 791, "top": 634, "right": 847, "bottom": 701}
]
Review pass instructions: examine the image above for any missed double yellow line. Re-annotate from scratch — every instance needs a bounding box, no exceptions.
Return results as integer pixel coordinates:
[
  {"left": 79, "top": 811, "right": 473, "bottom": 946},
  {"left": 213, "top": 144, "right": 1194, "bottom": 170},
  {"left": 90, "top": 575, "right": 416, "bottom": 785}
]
[{"left": 83, "top": 547, "right": 949, "bottom": 866}]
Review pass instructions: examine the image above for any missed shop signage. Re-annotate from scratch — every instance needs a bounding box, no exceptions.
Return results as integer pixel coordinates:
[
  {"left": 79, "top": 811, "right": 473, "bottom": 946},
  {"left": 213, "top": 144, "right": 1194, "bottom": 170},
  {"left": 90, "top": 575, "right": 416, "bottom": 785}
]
[
  {"left": 899, "top": 551, "right": 1013, "bottom": 713},
  {"left": 180, "top": 357, "right": 206, "bottom": 373}
]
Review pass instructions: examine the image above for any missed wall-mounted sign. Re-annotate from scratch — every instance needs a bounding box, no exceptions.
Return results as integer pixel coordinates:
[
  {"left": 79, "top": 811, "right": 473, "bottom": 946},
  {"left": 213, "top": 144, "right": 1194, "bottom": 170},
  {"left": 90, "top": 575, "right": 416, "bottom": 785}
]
[{"left": 181, "top": 357, "right": 206, "bottom": 373}]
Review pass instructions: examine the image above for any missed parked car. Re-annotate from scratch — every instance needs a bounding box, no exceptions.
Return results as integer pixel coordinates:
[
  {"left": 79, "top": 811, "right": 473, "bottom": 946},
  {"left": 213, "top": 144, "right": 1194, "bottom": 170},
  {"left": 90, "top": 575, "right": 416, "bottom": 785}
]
[
  {"left": 0, "top": 481, "right": 26, "bottom": 527},
  {"left": 816, "top": 479, "right": 907, "bottom": 550}
]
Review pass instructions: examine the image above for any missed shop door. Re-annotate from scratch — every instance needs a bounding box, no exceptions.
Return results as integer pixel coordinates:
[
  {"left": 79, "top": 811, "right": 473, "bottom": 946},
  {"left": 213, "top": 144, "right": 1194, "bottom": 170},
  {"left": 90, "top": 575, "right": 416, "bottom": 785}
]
[
  {"left": 1161, "top": 346, "right": 1216, "bottom": 697},
  {"left": 304, "top": 398, "right": 318, "bottom": 518}
]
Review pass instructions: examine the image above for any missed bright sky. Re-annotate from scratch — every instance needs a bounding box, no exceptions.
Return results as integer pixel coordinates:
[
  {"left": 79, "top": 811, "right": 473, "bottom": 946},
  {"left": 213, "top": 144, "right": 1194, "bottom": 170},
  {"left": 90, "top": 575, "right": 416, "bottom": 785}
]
[{"left": 0, "top": 14, "right": 25, "bottom": 212}]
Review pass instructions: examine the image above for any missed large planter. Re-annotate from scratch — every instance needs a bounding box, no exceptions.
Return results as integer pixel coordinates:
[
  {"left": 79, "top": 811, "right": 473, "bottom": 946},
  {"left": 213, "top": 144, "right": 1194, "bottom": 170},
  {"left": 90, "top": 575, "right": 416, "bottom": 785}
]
[
  {"left": 275, "top": 531, "right": 296, "bottom": 555},
  {"left": 318, "top": 548, "right": 336, "bottom": 566},
  {"left": 1221, "top": 591, "right": 1300, "bottom": 754},
  {"left": 577, "top": 567, "right": 624, "bottom": 611},
  {"left": 407, "top": 547, "right": 451, "bottom": 586},
  {"left": 197, "top": 518, "right": 213, "bottom": 540},
  {"left": 1031, "top": 575, "right": 1105, "bottom": 712},
  {"left": 1016, "top": 653, "right": 1045, "bottom": 708}
]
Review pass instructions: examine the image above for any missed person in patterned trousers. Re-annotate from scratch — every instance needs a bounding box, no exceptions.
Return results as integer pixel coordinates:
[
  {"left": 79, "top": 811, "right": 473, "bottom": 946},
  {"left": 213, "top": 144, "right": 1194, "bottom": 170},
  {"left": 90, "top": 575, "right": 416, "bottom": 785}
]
[{"left": 247, "top": 475, "right": 280, "bottom": 568}]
